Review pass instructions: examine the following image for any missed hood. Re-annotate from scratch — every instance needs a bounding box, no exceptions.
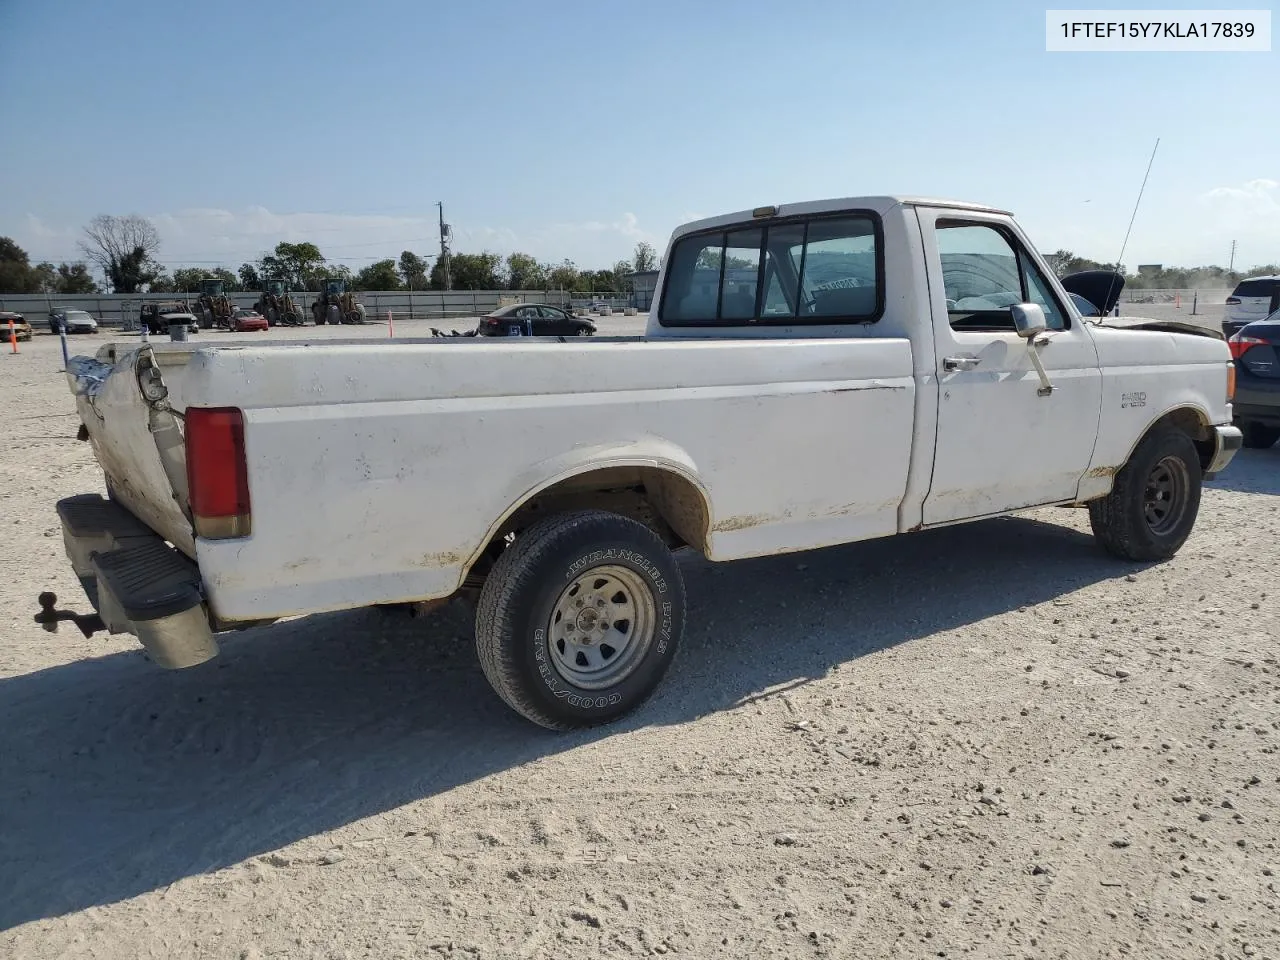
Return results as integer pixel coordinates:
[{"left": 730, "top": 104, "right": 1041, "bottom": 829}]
[
  {"left": 1060, "top": 270, "right": 1125, "bottom": 316},
  {"left": 1094, "top": 314, "right": 1223, "bottom": 339}
]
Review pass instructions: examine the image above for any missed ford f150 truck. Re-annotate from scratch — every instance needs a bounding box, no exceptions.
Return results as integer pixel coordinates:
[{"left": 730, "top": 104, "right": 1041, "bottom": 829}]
[{"left": 48, "top": 196, "right": 1242, "bottom": 729}]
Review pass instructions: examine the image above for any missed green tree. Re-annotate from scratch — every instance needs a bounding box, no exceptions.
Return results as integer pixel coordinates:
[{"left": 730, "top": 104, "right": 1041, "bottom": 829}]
[
  {"left": 55, "top": 262, "right": 99, "bottom": 293},
  {"left": 355, "top": 259, "right": 403, "bottom": 290},
  {"left": 239, "top": 262, "right": 262, "bottom": 290},
  {"left": 79, "top": 214, "right": 162, "bottom": 293},
  {"left": 547, "top": 259, "right": 579, "bottom": 292},
  {"left": 0, "top": 237, "right": 40, "bottom": 293},
  {"left": 398, "top": 251, "right": 430, "bottom": 290},
  {"left": 506, "top": 252, "right": 546, "bottom": 290},
  {"left": 431, "top": 251, "right": 505, "bottom": 290},
  {"left": 633, "top": 241, "right": 658, "bottom": 273},
  {"left": 169, "top": 268, "right": 208, "bottom": 293},
  {"left": 261, "top": 241, "right": 326, "bottom": 291}
]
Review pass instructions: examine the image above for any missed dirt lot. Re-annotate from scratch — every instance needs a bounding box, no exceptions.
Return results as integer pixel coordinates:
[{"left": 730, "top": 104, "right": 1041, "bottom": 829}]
[{"left": 1, "top": 326, "right": 1277, "bottom": 960}]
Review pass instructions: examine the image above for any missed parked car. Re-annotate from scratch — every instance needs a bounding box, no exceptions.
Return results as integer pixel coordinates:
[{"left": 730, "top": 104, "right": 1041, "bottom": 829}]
[
  {"left": 50, "top": 195, "right": 1241, "bottom": 731},
  {"left": 230, "top": 308, "right": 269, "bottom": 333},
  {"left": 1229, "top": 312, "right": 1280, "bottom": 448},
  {"left": 0, "top": 311, "right": 33, "bottom": 341},
  {"left": 48, "top": 308, "right": 99, "bottom": 334},
  {"left": 139, "top": 303, "right": 200, "bottom": 336},
  {"left": 1223, "top": 275, "right": 1280, "bottom": 338},
  {"left": 478, "top": 303, "right": 596, "bottom": 337}
]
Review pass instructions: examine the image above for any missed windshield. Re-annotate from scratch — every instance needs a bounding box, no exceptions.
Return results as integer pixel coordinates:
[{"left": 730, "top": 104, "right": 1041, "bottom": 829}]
[{"left": 66, "top": 311, "right": 92, "bottom": 321}]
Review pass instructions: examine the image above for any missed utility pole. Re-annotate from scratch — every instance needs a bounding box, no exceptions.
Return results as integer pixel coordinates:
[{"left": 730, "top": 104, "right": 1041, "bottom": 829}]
[
  {"left": 437, "top": 201, "right": 452, "bottom": 292},
  {"left": 1229, "top": 239, "right": 1237, "bottom": 273}
]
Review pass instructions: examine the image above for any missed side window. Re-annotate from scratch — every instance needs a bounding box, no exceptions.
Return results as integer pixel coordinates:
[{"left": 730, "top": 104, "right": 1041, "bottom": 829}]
[
  {"left": 936, "top": 221, "right": 1067, "bottom": 331},
  {"left": 660, "top": 215, "right": 881, "bottom": 324}
]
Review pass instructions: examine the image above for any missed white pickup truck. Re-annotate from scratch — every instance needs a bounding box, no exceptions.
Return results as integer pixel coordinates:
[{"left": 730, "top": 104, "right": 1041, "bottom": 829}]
[{"left": 50, "top": 196, "right": 1241, "bottom": 729}]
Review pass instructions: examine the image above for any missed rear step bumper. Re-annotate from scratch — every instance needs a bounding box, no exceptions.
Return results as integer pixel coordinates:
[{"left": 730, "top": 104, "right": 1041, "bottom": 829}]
[{"left": 55, "top": 494, "right": 218, "bottom": 668}]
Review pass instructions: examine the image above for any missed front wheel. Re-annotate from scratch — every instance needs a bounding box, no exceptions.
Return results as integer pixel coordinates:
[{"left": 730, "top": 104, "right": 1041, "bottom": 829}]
[
  {"left": 475, "top": 510, "right": 686, "bottom": 730},
  {"left": 1089, "top": 427, "right": 1202, "bottom": 562},
  {"left": 1240, "top": 422, "right": 1280, "bottom": 449}
]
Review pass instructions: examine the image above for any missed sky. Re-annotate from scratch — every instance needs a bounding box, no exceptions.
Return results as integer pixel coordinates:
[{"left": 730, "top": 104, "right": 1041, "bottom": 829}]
[{"left": 1, "top": 0, "right": 1277, "bottom": 277}]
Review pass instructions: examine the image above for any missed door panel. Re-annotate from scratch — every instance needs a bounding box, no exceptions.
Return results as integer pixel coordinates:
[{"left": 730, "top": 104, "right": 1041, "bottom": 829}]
[{"left": 919, "top": 211, "right": 1102, "bottom": 525}]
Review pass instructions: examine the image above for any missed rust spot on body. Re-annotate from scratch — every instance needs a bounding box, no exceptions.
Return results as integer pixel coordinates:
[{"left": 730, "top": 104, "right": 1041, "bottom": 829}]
[
  {"left": 1085, "top": 466, "right": 1117, "bottom": 479},
  {"left": 418, "top": 550, "right": 465, "bottom": 567},
  {"left": 711, "top": 514, "right": 770, "bottom": 533}
]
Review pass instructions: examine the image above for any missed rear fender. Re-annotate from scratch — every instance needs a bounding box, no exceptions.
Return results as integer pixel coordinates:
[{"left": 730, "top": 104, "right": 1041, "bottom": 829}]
[{"left": 464, "top": 439, "right": 711, "bottom": 572}]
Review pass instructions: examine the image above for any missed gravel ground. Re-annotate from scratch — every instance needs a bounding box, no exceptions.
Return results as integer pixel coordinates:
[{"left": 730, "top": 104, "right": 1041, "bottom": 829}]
[{"left": 1, "top": 326, "right": 1277, "bottom": 960}]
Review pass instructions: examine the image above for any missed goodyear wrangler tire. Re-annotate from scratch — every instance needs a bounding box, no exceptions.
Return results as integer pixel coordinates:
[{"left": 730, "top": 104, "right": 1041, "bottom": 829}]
[
  {"left": 1089, "top": 427, "right": 1202, "bottom": 562},
  {"left": 475, "top": 510, "right": 686, "bottom": 730}
]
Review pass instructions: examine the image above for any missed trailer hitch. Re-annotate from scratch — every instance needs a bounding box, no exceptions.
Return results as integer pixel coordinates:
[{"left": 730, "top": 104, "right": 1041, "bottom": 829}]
[{"left": 33, "top": 591, "right": 105, "bottom": 637}]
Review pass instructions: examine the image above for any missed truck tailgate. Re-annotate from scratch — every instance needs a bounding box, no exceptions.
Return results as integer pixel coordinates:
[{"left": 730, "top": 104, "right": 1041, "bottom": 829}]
[{"left": 68, "top": 344, "right": 195, "bottom": 557}]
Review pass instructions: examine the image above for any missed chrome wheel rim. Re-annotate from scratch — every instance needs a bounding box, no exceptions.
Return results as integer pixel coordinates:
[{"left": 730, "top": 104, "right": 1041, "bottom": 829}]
[
  {"left": 547, "top": 564, "right": 655, "bottom": 690},
  {"left": 1143, "top": 456, "right": 1189, "bottom": 535}
]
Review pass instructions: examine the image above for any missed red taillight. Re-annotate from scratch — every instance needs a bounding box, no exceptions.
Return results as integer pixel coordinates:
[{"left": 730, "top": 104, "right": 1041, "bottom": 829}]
[
  {"left": 1226, "top": 297, "right": 1241, "bottom": 305},
  {"left": 1228, "top": 333, "right": 1266, "bottom": 360},
  {"left": 185, "top": 407, "right": 251, "bottom": 539}
]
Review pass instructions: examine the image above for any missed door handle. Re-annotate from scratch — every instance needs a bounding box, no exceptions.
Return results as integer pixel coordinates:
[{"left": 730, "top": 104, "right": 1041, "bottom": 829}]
[{"left": 943, "top": 356, "right": 981, "bottom": 371}]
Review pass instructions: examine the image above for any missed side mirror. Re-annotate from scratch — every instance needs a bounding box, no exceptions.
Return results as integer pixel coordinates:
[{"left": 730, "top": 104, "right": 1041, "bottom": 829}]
[{"left": 1010, "top": 303, "right": 1047, "bottom": 339}]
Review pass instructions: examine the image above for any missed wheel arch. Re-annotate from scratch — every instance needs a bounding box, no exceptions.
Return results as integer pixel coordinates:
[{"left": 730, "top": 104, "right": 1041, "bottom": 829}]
[
  {"left": 1134, "top": 404, "right": 1216, "bottom": 473},
  {"left": 460, "top": 452, "right": 713, "bottom": 588}
]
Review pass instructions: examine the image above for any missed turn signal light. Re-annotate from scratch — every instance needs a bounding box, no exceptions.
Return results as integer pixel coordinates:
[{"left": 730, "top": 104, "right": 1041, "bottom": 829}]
[{"left": 1227, "top": 362, "right": 1235, "bottom": 403}]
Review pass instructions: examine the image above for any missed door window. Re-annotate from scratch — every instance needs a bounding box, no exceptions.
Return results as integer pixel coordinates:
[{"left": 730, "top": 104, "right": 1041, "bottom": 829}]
[{"left": 937, "top": 221, "right": 1067, "bottom": 331}]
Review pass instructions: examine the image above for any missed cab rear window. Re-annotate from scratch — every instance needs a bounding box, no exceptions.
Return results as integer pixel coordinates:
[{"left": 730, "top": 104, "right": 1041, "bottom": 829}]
[{"left": 659, "top": 213, "right": 883, "bottom": 326}]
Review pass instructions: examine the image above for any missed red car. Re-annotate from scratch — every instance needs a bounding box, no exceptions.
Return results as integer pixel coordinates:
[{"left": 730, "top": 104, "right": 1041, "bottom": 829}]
[{"left": 231, "top": 308, "right": 269, "bottom": 333}]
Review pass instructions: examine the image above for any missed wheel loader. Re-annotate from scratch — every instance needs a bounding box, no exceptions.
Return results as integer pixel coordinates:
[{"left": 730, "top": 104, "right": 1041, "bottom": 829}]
[
  {"left": 254, "top": 278, "right": 302, "bottom": 326},
  {"left": 311, "top": 277, "right": 366, "bottom": 326},
  {"left": 195, "top": 278, "right": 234, "bottom": 330}
]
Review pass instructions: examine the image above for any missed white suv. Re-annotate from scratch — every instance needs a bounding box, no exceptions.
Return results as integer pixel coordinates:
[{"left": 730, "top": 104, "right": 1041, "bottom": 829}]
[{"left": 1224, "top": 275, "right": 1280, "bottom": 337}]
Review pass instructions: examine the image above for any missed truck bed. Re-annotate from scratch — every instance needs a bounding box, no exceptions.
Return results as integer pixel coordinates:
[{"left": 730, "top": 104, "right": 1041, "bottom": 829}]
[{"left": 70, "top": 335, "right": 916, "bottom": 623}]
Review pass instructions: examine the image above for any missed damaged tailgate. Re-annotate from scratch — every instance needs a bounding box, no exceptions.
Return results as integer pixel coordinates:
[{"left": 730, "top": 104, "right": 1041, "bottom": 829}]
[{"left": 68, "top": 343, "right": 196, "bottom": 557}]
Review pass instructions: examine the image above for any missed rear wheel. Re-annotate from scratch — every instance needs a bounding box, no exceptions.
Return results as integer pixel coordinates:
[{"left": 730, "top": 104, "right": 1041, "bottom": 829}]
[
  {"left": 1240, "top": 422, "right": 1280, "bottom": 449},
  {"left": 475, "top": 510, "right": 686, "bottom": 730},
  {"left": 1089, "top": 427, "right": 1202, "bottom": 562}
]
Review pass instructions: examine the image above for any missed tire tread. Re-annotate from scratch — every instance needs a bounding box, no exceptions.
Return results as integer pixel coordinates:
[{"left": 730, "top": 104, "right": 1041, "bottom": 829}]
[
  {"left": 1088, "top": 427, "right": 1201, "bottom": 562},
  {"left": 475, "top": 510, "right": 682, "bottom": 730}
]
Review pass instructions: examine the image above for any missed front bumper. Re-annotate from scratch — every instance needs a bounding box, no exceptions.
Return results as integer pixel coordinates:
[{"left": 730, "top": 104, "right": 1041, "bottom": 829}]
[
  {"left": 1205, "top": 424, "right": 1243, "bottom": 479},
  {"left": 54, "top": 494, "right": 217, "bottom": 668}
]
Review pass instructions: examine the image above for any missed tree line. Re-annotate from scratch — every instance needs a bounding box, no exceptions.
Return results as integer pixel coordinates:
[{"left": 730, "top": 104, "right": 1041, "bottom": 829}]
[
  {"left": 0, "top": 213, "right": 663, "bottom": 296},
  {"left": 2, "top": 212, "right": 1272, "bottom": 296},
  {"left": 1045, "top": 249, "right": 1278, "bottom": 291}
]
